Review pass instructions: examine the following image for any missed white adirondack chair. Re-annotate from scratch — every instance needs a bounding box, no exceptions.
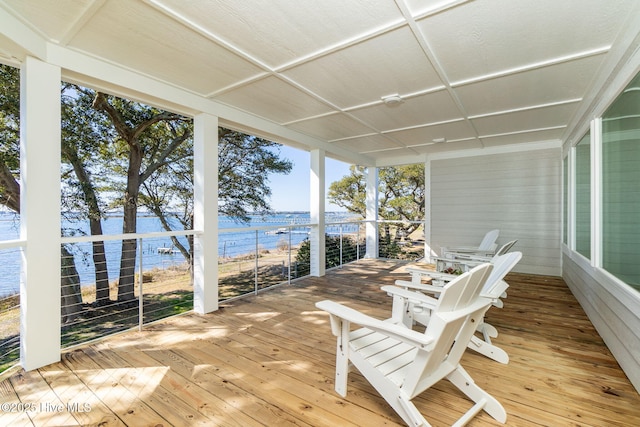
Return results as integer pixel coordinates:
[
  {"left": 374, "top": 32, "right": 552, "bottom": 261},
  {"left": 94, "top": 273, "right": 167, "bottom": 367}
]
[
  {"left": 440, "top": 229, "right": 500, "bottom": 260},
  {"left": 316, "top": 264, "right": 507, "bottom": 427},
  {"left": 435, "top": 239, "right": 517, "bottom": 273},
  {"left": 389, "top": 251, "right": 522, "bottom": 364}
]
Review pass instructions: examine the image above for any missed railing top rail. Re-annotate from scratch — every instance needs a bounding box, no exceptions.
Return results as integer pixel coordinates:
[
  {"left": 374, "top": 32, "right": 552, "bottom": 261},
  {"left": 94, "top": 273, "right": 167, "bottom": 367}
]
[
  {"left": 61, "top": 229, "right": 200, "bottom": 244},
  {"left": 0, "top": 239, "right": 25, "bottom": 250},
  {"left": 220, "top": 223, "right": 315, "bottom": 234}
]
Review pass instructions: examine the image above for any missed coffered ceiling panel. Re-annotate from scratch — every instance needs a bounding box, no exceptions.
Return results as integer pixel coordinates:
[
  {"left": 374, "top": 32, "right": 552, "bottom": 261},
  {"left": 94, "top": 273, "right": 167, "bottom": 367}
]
[
  {"left": 153, "top": 0, "right": 404, "bottom": 70},
  {"left": 471, "top": 102, "right": 579, "bottom": 137},
  {"left": 453, "top": 55, "right": 606, "bottom": 117},
  {"left": 348, "top": 89, "right": 462, "bottom": 132},
  {"left": 2, "top": 0, "right": 92, "bottom": 41},
  {"left": 386, "top": 120, "right": 478, "bottom": 147},
  {"left": 287, "top": 113, "right": 378, "bottom": 142},
  {"left": 214, "top": 76, "right": 335, "bottom": 124},
  {"left": 417, "top": 0, "right": 632, "bottom": 83},
  {"left": 68, "top": 0, "right": 265, "bottom": 94},
  {"left": 482, "top": 128, "right": 567, "bottom": 148},
  {"left": 1, "top": 0, "right": 638, "bottom": 165},
  {"left": 330, "top": 134, "right": 406, "bottom": 154},
  {"left": 281, "top": 26, "right": 443, "bottom": 109}
]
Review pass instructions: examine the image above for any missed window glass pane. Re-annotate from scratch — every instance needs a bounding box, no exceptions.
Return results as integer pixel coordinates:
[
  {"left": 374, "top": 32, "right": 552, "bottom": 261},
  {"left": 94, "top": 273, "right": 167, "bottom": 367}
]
[
  {"left": 575, "top": 132, "right": 590, "bottom": 259},
  {"left": 563, "top": 155, "right": 568, "bottom": 245},
  {"left": 602, "top": 72, "right": 640, "bottom": 290}
]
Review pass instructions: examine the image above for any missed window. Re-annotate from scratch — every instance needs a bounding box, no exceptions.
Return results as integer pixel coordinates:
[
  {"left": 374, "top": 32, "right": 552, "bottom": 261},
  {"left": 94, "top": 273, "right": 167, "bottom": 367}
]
[
  {"left": 602, "top": 73, "right": 640, "bottom": 289},
  {"left": 575, "top": 132, "right": 590, "bottom": 259}
]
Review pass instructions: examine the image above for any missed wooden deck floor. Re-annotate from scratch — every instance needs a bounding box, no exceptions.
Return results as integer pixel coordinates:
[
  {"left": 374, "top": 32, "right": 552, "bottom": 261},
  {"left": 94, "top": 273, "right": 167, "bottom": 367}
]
[{"left": 2, "top": 260, "right": 640, "bottom": 426}]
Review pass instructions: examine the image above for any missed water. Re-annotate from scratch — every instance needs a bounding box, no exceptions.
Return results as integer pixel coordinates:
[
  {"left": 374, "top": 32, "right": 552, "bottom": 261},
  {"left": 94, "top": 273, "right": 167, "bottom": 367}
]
[{"left": 0, "top": 211, "right": 357, "bottom": 297}]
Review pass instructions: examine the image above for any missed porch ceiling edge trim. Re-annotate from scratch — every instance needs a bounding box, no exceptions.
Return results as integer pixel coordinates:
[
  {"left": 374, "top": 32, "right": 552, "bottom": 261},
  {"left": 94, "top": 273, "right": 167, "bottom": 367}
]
[
  {"left": 562, "top": 3, "right": 640, "bottom": 149},
  {"left": 48, "top": 44, "right": 377, "bottom": 167},
  {"left": 374, "top": 153, "right": 428, "bottom": 168},
  {"left": 0, "top": 4, "right": 47, "bottom": 61},
  {"left": 0, "top": 7, "right": 376, "bottom": 167},
  {"left": 425, "top": 139, "right": 562, "bottom": 162}
]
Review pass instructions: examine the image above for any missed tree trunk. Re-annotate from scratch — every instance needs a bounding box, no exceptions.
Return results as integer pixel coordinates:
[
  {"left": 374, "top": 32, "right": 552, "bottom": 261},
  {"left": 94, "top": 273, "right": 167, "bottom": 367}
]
[
  {"left": 61, "top": 246, "right": 83, "bottom": 323},
  {"left": 0, "top": 162, "right": 20, "bottom": 213},
  {"left": 117, "top": 146, "right": 142, "bottom": 302},
  {"left": 90, "top": 227, "right": 111, "bottom": 305},
  {"left": 63, "top": 144, "right": 112, "bottom": 305}
]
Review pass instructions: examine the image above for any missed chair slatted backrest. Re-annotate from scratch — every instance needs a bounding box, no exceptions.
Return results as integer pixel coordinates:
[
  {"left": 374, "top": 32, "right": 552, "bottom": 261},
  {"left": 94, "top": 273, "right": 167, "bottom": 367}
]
[
  {"left": 403, "top": 263, "right": 493, "bottom": 396},
  {"left": 478, "top": 229, "right": 500, "bottom": 251},
  {"left": 483, "top": 251, "right": 522, "bottom": 297},
  {"left": 494, "top": 239, "right": 518, "bottom": 256}
]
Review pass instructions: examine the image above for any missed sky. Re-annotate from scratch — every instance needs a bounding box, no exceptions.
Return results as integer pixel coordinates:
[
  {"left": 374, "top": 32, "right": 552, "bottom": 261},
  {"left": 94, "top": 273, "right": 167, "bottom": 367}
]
[{"left": 266, "top": 145, "right": 352, "bottom": 212}]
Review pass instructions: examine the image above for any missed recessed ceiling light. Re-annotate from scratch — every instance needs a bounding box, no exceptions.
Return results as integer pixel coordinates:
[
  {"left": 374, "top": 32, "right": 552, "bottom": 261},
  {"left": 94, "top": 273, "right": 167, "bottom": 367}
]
[
  {"left": 381, "top": 94, "right": 403, "bottom": 107},
  {"left": 432, "top": 137, "right": 447, "bottom": 143}
]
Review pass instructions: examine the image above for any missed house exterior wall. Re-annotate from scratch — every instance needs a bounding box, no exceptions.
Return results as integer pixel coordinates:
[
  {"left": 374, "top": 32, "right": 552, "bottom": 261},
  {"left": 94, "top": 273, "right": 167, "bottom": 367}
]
[
  {"left": 429, "top": 147, "right": 562, "bottom": 276},
  {"left": 563, "top": 252, "right": 640, "bottom": 392}
]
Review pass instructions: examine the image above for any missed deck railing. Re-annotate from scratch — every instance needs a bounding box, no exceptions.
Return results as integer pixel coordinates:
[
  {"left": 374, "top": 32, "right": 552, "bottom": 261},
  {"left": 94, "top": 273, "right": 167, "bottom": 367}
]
[
  {"left": 0, "top": 240, "right": 23, "bottom": 373},
  {"left": 376, "top": 219, "right": 426, "bottom": 261},
  {"left": 58, "top": 231, "right": 196, "bottom": 351},
  {"left": 0, "top": 219, "right": 427, "bottom": 373},
  {"left": 218, "top": 223, "right": 311, "bottom": 300}
]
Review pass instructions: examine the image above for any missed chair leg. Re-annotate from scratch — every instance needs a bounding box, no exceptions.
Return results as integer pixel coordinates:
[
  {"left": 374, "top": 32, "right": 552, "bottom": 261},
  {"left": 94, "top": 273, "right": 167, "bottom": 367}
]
[
  {"left": 480, "top": 323, "right": 499, "bottom": 343},
  {"left": 397, "top": 393, "right": 431, "bottom": 427},
  {"left": 467, "top": 335, "right": 509, "bottom": 364},
  {"left": 334, "top": 320, "right": 350, "bottom": 397},
  {"left": 447, "top": 365, "right": 507, "bottom": 424}
]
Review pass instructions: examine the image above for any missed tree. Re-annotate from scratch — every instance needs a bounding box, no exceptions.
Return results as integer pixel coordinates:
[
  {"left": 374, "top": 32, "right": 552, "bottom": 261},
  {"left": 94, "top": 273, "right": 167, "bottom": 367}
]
[
  {"left": 328, "top": 164, "right": 425, "bottom": 256},
  {"left": 0, "top": 64, "right": 84, "bottom": 321},
  {"left": 92, "top": 92, "right": 191, "bottom": 302},
  {"left": 2, "top": 63, "right": 295, "bottom": 308},
  {"left": 61, "top": 84, "right": 115, "bottom": 305},
  {"left": 295, "top": 235, "right": 362, "bottom": 276},
  {"left": 328, "top": 164, "right": 425, "bottom": 232},
  {"left": 217, "top": 129, "right": 293, "bottom": 221},
  {"left": 0, "top": 64, "right": 20, "bottom": 213},
  {"left": 138, "top": 128, "right": 294, "bottom": 267}
]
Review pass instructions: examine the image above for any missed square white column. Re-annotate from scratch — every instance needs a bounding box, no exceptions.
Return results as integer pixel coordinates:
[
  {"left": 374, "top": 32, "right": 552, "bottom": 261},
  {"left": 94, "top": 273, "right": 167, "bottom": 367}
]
[
  {"left": 20, "top": 57, "right": 61, "bottom": 370},
  {"left": 365, "top": 167, "right": 378, "bottom": 259},
  {"left": 193, "top": 113, "right": 219, "bottom": 314},
  {"left": 310, "top": 149, "right": 325, "bottom": 276}
]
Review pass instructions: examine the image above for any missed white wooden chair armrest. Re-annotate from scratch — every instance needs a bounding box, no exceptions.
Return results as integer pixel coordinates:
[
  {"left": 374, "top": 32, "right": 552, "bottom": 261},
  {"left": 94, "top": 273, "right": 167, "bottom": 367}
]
[
  {"left": 381, "top": 285, "right": 439, "bottom": 307},
  {"left": 423, "top": 271, "right": 458, "bottom": 282},
  {"left": 315, "top": 300, "right": 434, "bottom": 348},
  {"left": 446, "top": 253, "right": 492, "bottom": 262},
  {"left": 394, "top": 279, "right": 446, "bottom": 295},
  {"left": 445, "top": 249, "right": 495, "bottom": 258},
  {"left": 406, "top": 266, "right": 435, "bottom": 276}
]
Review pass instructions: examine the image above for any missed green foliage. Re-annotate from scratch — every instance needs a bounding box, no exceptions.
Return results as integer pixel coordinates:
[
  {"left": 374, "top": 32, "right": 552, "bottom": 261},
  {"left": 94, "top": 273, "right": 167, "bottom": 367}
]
[
  {"left": 295, "top": 235, "right": 363, "bottom": 276},
  {"left": 0, "top": 64, "right": 20, "bottom": 212},
  {"left": 218, "top": 129, "right": 293, "bottom": 222},
  {"left": 328, "top": 164, "right": 425, "bottom": 237},
  {"left": 328, "top": 164, "right": 424, "bottom": 220}
]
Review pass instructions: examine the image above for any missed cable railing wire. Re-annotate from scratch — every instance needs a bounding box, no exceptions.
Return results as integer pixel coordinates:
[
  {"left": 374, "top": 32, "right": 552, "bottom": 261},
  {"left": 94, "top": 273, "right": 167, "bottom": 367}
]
[{"left": 2, "top": 219, "right": 426, "bottom": 372}]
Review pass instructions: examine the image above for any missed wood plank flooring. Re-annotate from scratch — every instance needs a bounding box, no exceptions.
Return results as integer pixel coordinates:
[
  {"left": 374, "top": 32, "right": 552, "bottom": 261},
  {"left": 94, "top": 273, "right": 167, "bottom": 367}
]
[{"left": 2, "top": 259, "right": 640, "bottom": 426}]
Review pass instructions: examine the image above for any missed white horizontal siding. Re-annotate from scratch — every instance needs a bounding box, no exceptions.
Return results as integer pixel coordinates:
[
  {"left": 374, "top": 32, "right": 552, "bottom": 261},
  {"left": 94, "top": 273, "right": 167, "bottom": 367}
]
[
  {"left": 563, "top": 253, "right": 640, "bottom": 393},
  {"left": 429, "top": 147, "right": 561, "bottom": 275}
]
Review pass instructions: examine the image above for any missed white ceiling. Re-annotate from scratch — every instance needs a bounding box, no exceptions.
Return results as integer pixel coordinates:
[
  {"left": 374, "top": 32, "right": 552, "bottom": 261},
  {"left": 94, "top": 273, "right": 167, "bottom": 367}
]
[{"left": 1, "top": 0, "right": 639, "bottom": 166}]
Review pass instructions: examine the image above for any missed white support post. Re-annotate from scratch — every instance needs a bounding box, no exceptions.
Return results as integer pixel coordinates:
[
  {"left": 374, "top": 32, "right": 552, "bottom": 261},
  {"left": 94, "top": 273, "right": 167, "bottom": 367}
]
[
  {"left": 423, "top": 158, "right": 437, "bottom": 261},
  {"left": 193, "top": 113, "right": 219, "bottom": 314},
  {"left": 310, "top": 149, "right": 325, "bottom": 277},
  {"left": 20, "top": 57, "right": 61, "bottom": 371},
  {"left": 590, "top": 118, "right": 602, "bottom": 268},
  {"left": 568, "top": 146, "right": 576, "bottom": 251},
  {"left": 365, "top": 167, "right": 378, "bottom": 259}
]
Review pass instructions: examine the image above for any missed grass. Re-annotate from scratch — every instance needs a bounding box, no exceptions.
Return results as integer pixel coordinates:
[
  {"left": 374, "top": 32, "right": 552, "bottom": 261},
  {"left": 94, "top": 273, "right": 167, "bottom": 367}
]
[
  {"left": 0, "top": 248, "right": 298, "bottom": 374},
  {"left": 0, "top": 237, "right": 422, "bottom": 374}
]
